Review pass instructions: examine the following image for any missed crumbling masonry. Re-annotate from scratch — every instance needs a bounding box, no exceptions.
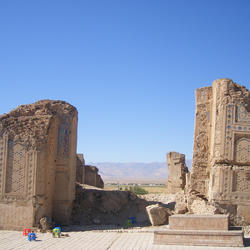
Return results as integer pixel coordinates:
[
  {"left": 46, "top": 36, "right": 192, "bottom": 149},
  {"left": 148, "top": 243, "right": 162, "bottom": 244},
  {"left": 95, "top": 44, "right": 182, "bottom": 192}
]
[
  {"left": 0, "top": 78, "right": 249, "bottom": 230},
  {"left": 76, "top": 154, "right": 104, "bottom": 188},
  {"left": 189, "top": 79, "right": 250, "bottom": 223},
  {"left": 0, "top": 100, "right": 78, "bottom": 230},
  {"left": 166, "top": 152, "right": 188, "bottom": 194}
]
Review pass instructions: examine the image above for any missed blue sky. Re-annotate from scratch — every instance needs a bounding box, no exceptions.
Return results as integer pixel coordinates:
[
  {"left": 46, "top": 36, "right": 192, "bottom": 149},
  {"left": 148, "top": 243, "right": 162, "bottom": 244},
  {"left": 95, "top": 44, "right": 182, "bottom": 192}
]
[{"left": 0, "top": 0, "right": 250, "bottom": 162}]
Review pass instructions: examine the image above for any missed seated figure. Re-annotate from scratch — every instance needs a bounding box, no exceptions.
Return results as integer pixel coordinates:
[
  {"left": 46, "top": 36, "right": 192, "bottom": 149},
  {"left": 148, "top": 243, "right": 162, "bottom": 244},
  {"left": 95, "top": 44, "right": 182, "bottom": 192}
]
[
  {"left": 52, "top": 227, "right": 61, "bottom": 238},
  {"left": 28, "top": 231, "right": 36, "bottom": 241}
]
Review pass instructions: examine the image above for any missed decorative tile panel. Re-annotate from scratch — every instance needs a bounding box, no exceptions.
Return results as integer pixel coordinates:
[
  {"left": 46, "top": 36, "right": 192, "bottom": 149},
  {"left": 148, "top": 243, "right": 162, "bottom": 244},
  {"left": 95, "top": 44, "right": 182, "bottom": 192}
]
[{"left": 5, "top": 140, "right": 26, "bottom": 194}]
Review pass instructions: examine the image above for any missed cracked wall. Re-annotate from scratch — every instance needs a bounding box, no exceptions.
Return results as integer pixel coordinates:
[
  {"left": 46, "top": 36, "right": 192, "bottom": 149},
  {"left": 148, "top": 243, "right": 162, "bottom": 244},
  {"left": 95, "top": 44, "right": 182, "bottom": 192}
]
[{"left": 190, "top": 79, "right": 250, "bottom": 223}]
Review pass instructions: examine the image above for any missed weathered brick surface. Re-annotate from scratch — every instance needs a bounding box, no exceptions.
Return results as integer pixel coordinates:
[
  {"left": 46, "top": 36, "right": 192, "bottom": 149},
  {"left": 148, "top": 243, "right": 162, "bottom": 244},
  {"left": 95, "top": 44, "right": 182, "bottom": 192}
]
[
  {"left": 166, "top": 152, "right": 188, "bottom": 193},
  {"left": 0, "top": 100, "right": 78, "bottom": 229},
  {"left": 189, "top": 79, "right": 250, "bottom": 224}
]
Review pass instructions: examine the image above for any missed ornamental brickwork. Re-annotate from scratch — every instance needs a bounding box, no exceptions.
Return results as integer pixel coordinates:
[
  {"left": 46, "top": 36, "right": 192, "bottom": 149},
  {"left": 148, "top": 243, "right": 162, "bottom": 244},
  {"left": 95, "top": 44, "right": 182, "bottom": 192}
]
[
  {"left": 190, "top": 79, "right": 250, "bottom": 223},
  {"left": 0, "top": 100, "right": 78, "bottom": 230}
]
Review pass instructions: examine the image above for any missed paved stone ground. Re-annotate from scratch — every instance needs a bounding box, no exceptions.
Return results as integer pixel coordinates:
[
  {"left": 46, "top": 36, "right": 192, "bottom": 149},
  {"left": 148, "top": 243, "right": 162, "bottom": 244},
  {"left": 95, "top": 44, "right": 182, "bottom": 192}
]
[{"left": 0, "top": 226, "right": 249, "bottom": 250}]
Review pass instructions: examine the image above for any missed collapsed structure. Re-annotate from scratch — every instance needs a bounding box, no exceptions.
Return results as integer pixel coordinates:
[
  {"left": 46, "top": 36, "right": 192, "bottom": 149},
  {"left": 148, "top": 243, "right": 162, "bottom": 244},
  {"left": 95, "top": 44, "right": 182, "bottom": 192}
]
[
  {"left": 155, "top": 79, "right": 249, "bottom": 247},
  {"left": 0, "top": 78, "right": 249, "bottom": 231},
  {"left": 189, "top": 78, "right": 250, "bottom": 223}
]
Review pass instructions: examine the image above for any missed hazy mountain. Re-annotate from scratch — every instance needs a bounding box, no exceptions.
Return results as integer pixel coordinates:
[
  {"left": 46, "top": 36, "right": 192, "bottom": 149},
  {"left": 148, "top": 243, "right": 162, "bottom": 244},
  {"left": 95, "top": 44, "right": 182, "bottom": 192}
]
[{"left": 87, "top": 160, "right": 192, "bottom": 183}]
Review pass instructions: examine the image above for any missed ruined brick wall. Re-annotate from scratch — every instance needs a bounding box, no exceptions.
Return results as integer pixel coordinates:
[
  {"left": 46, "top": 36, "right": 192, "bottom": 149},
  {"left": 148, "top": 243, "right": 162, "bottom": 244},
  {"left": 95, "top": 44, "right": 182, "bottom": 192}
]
[
  {"left": 0, "top": 100, "right": 78, "bottom": 229},
  {"left": 190, "top": 79, "right": 250, "bottom": 223},
  {"left": 84, "top": 165, "right": 104, "bottom": 188},
  {"left": 189, "top": 86, "right": 213, "bottom": 195},
  {"left": 96, "top": 174, "right": 104, "bottom": 189},
  {"left": 76, "top": 157, "right": 104, "bottom": 188},
  {"left": 166, "top": 152, "right": 188, "bottom": 194},
  {"left": 76, "top": 154, "right": 85, "bottom": 184}
]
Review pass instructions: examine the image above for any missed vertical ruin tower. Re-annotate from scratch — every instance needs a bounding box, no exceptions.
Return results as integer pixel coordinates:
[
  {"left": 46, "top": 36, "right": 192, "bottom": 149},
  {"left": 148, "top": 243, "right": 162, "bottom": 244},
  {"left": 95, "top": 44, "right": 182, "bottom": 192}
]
[
  {"left": 0, "top": 100, "right": 78, "bottom": 230},
  {"left": 166, "top": 152, "right": 188, "bottom": 193},
  {"left": 190, "top": 79, "right": 250, "bottom": 222}
]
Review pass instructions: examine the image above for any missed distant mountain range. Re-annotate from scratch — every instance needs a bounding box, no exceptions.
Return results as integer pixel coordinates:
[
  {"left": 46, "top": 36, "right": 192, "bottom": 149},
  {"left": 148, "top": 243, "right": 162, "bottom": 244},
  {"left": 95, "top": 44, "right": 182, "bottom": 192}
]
[{"left": 87, "top": 160, "right": 192, "bottom": 183}]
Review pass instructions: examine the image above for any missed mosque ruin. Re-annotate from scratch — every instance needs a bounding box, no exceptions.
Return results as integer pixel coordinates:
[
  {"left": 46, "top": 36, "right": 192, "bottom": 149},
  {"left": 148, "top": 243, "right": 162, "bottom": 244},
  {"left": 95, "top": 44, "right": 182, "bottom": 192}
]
[{"left": 0, "top": 78, "right": 249, "bottom": 232}]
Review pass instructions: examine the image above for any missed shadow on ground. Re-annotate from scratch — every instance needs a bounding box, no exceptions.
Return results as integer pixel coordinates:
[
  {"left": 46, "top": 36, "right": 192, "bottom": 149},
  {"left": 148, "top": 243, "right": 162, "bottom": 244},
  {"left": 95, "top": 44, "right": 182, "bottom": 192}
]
[
  {"left": 244, "top": 237, "right": 250, "bottom": 247},
  {"left": 62, "top": 223, "right": 167, "bottom": 232}
]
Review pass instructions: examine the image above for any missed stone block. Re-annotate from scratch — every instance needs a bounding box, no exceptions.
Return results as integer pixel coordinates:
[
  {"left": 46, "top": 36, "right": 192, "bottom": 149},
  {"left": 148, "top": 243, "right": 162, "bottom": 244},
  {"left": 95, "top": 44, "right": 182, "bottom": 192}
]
[
  {"left": 146, "top": 204, "right": 171, "bottom": 226},
  {"left": 169, "top": 214, "right": 229, "bottom": 231},
  {"left": 154, "top": 229, "right": 244, "bottom": 247},
  {"left": 238, "top": 205, "right": 250, "bottom": 224}
]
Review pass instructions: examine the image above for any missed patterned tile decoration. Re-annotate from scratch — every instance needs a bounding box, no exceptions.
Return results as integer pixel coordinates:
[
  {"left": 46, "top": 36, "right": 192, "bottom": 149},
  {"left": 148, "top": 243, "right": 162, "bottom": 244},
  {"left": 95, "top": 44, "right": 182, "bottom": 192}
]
[
  {"left": 224, "top": 104, "right": 250, "bottom": 163},
  {"left": 236, "top": 104, "right": 250, "bottom": 123},
  {"left": 232, "top": 170, "right": 250, "bottom": 193},
  {"left": 215, "top": 166, "right": 250, "bottom": 202},
  {"left": 235, "top": 138, "right": 250, "bottom": 163},
  {"left": 5, "top": 140, "right": 26, "bottom": 194},
  {"left": 27, "top": 150, "right": 35, "bottom": 198}
]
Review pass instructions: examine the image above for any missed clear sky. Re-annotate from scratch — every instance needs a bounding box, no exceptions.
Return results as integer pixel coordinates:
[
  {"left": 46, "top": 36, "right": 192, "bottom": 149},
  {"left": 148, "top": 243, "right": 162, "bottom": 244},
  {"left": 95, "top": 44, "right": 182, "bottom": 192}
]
[{"left": 0, "top": 0, "right": 250, "bottom": 163}]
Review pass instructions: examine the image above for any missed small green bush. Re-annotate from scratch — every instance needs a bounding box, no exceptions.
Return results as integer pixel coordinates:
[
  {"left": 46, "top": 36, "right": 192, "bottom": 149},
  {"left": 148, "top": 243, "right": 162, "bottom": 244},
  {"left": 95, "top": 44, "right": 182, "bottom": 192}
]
[{"left": 129, "top": 185, "right": 148, "bottom": 195}]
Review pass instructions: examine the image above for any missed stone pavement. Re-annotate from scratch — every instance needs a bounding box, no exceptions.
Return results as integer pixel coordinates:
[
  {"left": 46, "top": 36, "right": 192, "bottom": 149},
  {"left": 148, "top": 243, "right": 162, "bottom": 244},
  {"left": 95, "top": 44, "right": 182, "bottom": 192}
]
[{"left": 0, "top": 226, "right": 249, "bottom": 250}]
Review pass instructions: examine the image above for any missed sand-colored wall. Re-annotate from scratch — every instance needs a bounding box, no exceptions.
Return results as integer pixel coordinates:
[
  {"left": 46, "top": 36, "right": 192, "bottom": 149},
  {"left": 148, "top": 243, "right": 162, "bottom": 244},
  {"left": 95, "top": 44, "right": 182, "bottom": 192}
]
[
  {"left": 190, "top": 79, "right": 250, "bottom": 223},
  {"left": 0, "top": 100, "right": 78, "bottom": 229}
]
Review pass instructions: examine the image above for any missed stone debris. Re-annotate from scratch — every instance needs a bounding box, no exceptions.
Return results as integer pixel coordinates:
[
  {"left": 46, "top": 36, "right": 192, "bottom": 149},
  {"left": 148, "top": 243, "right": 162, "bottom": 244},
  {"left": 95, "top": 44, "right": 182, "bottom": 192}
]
[
  {"left": 174, "top": 201, "right": 188, "bottom": 214},
  {"left": 146, "top": 204, "right": 171, "bottom": 226},
  {"left": 139, "top": 193, "right": 175, "bottom": 204},
  {"left": 189, "top": 197, "right": 218, "bottom": 215},
  {"left": 172, "top": 190, "right": 188, "bottom": 214},
  {"left": 244, "top": 225, "right": 250, "bottom": 235},
  {"left": 72, "top": 183, "right": 152, "bottom": 226}
]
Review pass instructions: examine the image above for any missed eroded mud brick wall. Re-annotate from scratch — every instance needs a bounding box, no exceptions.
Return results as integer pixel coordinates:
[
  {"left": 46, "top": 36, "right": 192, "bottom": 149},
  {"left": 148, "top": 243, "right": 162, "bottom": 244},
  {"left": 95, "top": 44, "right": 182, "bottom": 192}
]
[
  {"left": 76, "top": 154, "right": 85, "bottom": 184},
  {"left": 76, "top": 156, "right": 104, "bottom": 188},
  {"left": 0, "top": 100, "right": 77, "bottom": 229},
  {"left": 190, "top": 79, "right": 250, "bottom": 223},
  {"left": 84, "top": 165, "right": 104, "bottom": 188}
]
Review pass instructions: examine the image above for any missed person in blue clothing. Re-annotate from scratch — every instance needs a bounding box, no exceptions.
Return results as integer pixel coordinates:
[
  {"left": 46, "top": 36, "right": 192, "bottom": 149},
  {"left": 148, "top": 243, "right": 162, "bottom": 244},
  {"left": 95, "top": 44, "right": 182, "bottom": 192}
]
[{"left": 28, "top": 231, "right": 36, "bottom": 241}]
